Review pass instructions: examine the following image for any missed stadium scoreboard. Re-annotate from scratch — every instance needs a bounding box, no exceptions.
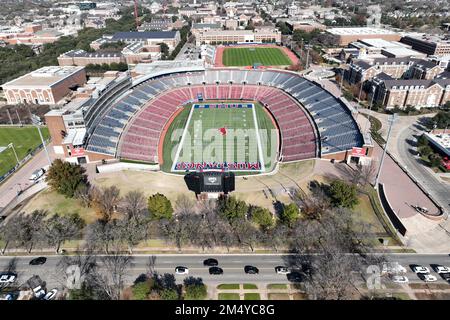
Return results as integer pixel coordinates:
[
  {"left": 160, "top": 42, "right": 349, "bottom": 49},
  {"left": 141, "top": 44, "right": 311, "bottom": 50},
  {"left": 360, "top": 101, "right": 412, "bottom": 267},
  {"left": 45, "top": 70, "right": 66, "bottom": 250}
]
[{"left": 184, "top": 171, "right": 235, "bottom": 196}]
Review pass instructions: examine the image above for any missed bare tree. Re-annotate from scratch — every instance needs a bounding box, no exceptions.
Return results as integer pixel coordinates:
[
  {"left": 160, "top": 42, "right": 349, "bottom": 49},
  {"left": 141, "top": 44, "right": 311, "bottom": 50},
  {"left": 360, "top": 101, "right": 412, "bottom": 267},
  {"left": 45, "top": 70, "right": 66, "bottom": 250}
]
[
  {"left": 120, "top": 190, "right": 147, "bottom": 220},
  {"left": 90, "top": 252, "right": 133, "bottom": 300},
  {"left": 92, "top": 186, "right": 121, "bottom": 222},
  {"left": 174, "top": 194, "right": 196, "bottom": 216},
  {"left": 42, "top": 213, "right": 85, "bottom": 253},
  {"left": 116, "top": 216, "right": 147, "bottom": 254},
  {"left": 85, "top": 219, "right": 123, "bottom": 254},
  {"left": 74, "top": 183, "right": 92, "bottom": 208},
  {"left": 159, "top": 214, "right": 193, "bottom": 252}
]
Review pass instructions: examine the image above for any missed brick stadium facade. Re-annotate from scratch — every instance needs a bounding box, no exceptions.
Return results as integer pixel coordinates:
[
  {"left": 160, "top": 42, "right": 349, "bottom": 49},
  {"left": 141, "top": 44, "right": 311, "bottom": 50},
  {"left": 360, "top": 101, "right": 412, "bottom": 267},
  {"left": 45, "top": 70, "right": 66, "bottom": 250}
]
[{"left": 2, "top": 66, "right": 87, "bottom": 105}]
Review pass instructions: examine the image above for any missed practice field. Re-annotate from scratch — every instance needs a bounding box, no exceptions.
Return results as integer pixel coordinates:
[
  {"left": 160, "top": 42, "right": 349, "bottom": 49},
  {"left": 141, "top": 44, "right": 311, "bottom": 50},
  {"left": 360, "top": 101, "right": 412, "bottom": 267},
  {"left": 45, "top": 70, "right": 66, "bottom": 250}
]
[
  {"left": 0, "top": 126, "right": 49, "bottom": 177},
  {"left": 162, "top": 102, "right": 277, "bottom": 173},
  {"left": 222, "top": 47, "right": 292, "bottom": 66}
]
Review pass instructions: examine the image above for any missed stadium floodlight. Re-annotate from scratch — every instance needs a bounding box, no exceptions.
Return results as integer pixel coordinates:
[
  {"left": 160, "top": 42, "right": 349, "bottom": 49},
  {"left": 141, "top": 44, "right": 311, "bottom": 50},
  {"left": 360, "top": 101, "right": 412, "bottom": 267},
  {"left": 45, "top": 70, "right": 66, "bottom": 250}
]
[{"left": 7, "top": 143, "right": 20, "bottom": 165}]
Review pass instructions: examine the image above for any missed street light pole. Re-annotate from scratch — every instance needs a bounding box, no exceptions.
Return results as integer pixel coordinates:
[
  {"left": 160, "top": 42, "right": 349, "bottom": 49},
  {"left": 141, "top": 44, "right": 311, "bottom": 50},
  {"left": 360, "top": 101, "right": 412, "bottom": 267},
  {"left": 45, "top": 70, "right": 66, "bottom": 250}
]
[
  {"left": 363, "top": 85, "right": 376, "bottom": 134},
  {"left": 8, "top": 143, "right": 20, "bottom": 165},
  {"left": 374, "top": 113, "right": 397, "bottom": 188}
]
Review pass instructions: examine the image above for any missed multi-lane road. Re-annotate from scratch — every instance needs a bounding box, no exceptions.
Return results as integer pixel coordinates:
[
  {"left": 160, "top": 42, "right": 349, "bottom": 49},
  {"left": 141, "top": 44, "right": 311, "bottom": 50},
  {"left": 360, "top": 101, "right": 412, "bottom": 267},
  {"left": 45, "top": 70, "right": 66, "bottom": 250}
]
[{"left": 1, "top": 254, "right": 450, "bottom": 289}]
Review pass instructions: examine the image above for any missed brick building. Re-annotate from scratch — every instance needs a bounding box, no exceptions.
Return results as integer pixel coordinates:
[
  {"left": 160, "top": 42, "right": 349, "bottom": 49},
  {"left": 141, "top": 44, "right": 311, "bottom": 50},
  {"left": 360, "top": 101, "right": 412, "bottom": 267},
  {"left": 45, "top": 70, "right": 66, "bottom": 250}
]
[
  {"left": 401, "top": 35, "right": 450, "bottom": 56},
  {"left": 58, "top": 49, "right": 126, "bottom": 66},
  {"left": 91, "top": 31, "right": 181, "bottom": 51},
  {"left": 2, "top": 66, "right": 86, "bottom": 105},
  {"left": 326, "top": 27, "right": 401, "bottom": 46},
  {"left": 195, "top": 28, "right": 281, "bottom": 46}
]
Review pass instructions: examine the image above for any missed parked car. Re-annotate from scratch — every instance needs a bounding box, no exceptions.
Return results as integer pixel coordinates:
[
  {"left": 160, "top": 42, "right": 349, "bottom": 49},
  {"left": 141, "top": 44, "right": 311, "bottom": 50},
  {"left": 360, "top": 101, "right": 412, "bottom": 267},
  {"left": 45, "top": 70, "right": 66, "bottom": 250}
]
[
  {"left": 244, "top": 265, "right": 259, "bottom": 274},
  {"left": 412, "top": 266, "right": 430, "bottom": 274},
  {"left": 43, "top": 289, "right": 58, "bottom": 300},
  {"left": 29, "top": 168, "right": 45, "bottom": 182},
  {"left": 420, "top": 274, "right": 438, "bottom": 282},
  {"left": 275, "top": 266, "right": 290, "bottom": 275},
  {"left": 440, "top": 273, "right": 450, "bottom": 282},
  {"left": 33, "top": 286, "right": 46, "bottom": 299},
  {"left": 209, "top": 267, "right": 223, "bottom": 275},
  {"left": 29, "top": 257, "right": 47, "bottom": 265},
  {"left": 175, "top": 266, "right": 189, "bottom": 275},
  {"left": 434, "top": 266, "right": 450, "bottom": 274},
  {"left": 0, "top": 273, "right": 17, "bottom": 284},
  {"left": 203, "top": 258, "right": 218, "bottom": 266},
  {"left": 390, "top": 275, "right": 409, "bottom": 283}
]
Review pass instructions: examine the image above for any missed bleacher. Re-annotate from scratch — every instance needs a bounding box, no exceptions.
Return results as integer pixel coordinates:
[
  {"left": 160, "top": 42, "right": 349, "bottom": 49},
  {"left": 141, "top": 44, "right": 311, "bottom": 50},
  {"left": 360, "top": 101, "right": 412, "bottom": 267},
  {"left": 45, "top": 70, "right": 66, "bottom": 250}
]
[{"left": 86, "top": 68, "right": 363, "bottom": 162}]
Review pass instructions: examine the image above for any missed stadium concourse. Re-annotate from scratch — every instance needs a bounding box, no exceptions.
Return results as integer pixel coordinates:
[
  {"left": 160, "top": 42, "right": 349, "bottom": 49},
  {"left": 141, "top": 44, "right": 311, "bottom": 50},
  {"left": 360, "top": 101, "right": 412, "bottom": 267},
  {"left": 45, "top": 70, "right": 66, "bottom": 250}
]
[{"left": 84, "top": 68, "right": 368, "bottom": 172}]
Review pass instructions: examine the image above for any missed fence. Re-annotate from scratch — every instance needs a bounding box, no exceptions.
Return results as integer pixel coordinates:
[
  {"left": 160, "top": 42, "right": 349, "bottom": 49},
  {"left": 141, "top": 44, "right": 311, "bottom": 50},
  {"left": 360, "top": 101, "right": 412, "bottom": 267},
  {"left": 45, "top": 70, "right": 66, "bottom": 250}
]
[{"left": 0, "top": 138, "right": 50, "bottom": 184}]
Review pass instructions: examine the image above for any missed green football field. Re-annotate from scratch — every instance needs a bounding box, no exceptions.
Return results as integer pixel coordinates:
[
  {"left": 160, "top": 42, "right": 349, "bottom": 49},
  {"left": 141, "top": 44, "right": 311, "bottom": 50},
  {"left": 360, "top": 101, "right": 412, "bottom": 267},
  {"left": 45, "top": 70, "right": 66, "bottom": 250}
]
[
  {"left": 222, "top": 47, "right": 292, "bottom": 66},
  {"left": 163, "top": 102, "right": 277, "bottom": 173},
  {"left": 0, "top": 126, "right": 49, "bottom": 177}
]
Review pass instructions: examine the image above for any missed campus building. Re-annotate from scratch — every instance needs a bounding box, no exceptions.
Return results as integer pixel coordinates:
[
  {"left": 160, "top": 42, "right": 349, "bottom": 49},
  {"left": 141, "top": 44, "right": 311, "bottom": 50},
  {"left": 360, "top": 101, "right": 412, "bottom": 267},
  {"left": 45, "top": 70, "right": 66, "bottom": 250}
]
[
  {"left": 401, "top": 35, "right": 450, "bottom": 56},
  {"left": 194, "top": 28, "right": 281, "bottom": 46},
  {"left": 58, "top": 49, "right": 126, "bottom": 66},
  {"left": 2, "top": 66, "right": 87, "bottom": 105},
  {"left": 91, "top": 31, "right": 181, "bottom": 51},
  {"left": 325, "top": 27, "right": 401, "bottom": 46}
]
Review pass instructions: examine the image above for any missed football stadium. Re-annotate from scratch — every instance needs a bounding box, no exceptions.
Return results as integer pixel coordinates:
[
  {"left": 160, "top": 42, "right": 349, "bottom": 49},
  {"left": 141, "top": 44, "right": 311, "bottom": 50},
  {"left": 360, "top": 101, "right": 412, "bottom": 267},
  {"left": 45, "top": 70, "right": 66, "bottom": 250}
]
[{"left": 45, "top": 62, "right": 370, "bottom": 175}]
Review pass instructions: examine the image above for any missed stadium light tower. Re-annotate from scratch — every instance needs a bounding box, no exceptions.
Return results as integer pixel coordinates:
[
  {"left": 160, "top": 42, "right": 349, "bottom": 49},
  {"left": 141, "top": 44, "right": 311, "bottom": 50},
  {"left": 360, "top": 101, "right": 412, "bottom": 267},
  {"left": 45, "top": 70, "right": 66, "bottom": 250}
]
[
  {"left": 374, "top": 113, "right": 397, "bottom": 188},
  {"left": 31, "top": 114, "right": 51, "bottom": 166}
]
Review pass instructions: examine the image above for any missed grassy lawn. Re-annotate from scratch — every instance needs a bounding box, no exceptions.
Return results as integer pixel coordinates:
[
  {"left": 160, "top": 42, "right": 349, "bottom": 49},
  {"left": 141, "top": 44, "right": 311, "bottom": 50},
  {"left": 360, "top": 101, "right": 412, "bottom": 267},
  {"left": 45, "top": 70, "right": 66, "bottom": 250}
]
[
  {"left": 217, "top": 284, "right": 240, "bottom": 290},
  {"left": 243, "top": 284, "right": 258, "bottom": 290},
  {"left": 268, "top": 293, "right": 290, "bottom": 300},
  {"left": 21, "top": 189, "right": 98, "bottom": 224},
  {"left": 223, "top": 47, "right": 292, "bottom": 66},
  {"left": 218, "top": 293, "right": 240, "bottom": 300},
  {"left": 0, "top": 126, "right": 49, "bottom": 177},
  {"left": 267, "top": 284, "right": 288, "bottom": 290},
  {"left": 244, "top": 293, "right": 260, "bottom": 300}
]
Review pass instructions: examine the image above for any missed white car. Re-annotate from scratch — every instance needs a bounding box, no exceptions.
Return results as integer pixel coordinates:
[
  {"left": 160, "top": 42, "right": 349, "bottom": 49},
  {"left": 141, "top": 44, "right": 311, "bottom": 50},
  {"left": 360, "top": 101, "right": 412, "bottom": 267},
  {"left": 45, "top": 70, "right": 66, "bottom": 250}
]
[
  {"left": 275, "top": 266, "right": 290, "bottom": 275},
  {"left": 382, "top": 262, "right": 407, "bottom": 274},
  {"left": 43, "top": 289, "right": 58, "bottom": 300},
  {"left": 435, "top": 266, "right": 450, "bottom": 274},
  {"left": 175, "top": 266, "right": 189, "bottom": 275},
  {"left": 33, "top": 286, "right": 46, "bottom": 299},
  {"left": 0, "top": 273, "right": 17, "bottom": 284},
  {"left": 390, "top": 275, "right": 409, "bottom": 283},
  {"left": 29, "top": 168, "right": 45, "bottom": 182},
  {"left": 413, "top": 266, "right": 430, "bottom": 274},
  {"left": 421, "top": 274, "right": 438, "bottom": 282}
]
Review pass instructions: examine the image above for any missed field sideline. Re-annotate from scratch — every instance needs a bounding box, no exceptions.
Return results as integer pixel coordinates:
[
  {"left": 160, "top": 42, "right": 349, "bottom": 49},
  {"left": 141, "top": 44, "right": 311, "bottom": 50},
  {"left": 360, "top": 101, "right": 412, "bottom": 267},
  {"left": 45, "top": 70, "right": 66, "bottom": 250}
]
[
  {"left": 222, "top": 47, "right": 293, "bottom": 66},
  {"left": 0, "top": 126, "right": 49, "bottom": 177},
  {"left": 162, "top": 101, "right": 277, "bottom": 173}
]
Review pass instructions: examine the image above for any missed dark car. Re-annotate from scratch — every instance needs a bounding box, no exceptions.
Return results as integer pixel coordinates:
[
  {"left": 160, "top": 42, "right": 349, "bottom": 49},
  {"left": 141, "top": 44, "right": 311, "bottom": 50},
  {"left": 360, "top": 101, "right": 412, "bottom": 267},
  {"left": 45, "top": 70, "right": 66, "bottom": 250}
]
[
  {"left": 29, "top": 257, "right": 47, "bottom": 265},
  {"left": 244, "top": 265, "right": 259, "bottom": 274},
  {"left": 440, "top": 273, "right": 450, "bottom": 282},
  {"left": 287, "top": 271, "right": 303, "bottom": 282},
  {"left": 209, "top": 267, "right": 223, "bottom": 275},
  {"left": 203, "top": 258, "right": 218, "bottom": 266}
]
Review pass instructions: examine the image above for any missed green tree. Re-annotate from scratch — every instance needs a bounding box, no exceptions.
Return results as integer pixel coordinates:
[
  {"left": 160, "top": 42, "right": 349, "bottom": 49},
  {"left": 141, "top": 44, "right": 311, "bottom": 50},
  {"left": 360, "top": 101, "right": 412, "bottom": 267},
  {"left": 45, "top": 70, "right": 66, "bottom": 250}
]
[
  {"left": 417, "top": 134, "right": 429, "bottom": 148},
  {"left": 160, "top": 288, "right": 179, "bottom": 300},
  {"left": 147, "top": 193, "right": 174, "bottom": 220},
  {"left": 279, "top": 203, "right": 299, "bottom": 226},
  {"left": 184, "top": 283, "right": 207, "bottom": 300},
  {"left": 429, "top": 154, "right": 442, "bottom": 168},
  {"left": 328, "top": 180, "right": 359, "bottom": 208},
  {"left": 132, "top": 281, "right": 151, "bottom": 300},
  {"left": 46, "top": 159, "right": 89, "bottom": 198},
  {"left": 216, "top": 195, "right": 248, "bottom": 221},
  {"left": 250, "top": 206, "right": 274, "bottom": 230},
  {"left": 429, "top": 111, "right": 450, "bottom": 129}
]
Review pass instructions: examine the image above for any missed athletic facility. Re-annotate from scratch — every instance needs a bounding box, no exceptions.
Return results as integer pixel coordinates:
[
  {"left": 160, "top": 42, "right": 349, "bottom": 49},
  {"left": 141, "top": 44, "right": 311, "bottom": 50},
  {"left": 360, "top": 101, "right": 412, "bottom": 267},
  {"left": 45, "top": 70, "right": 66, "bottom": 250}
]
[
  {"left": 214, "top": 45, "right": 299, "bottom": 67},
  {"left": 45, "top": 62, "right": 371, "bottom": 175},
  {"left": 222, "top": 47, "right": 292, "bottom": 67},
  {"left": 171, "top": 102, "right": 273, "bottom": 172}
]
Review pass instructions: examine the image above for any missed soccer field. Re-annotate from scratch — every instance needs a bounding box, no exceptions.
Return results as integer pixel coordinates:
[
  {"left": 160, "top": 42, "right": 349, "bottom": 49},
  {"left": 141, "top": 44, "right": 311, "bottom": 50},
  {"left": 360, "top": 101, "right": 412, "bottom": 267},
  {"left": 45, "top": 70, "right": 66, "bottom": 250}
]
[
  {"left": 164, "top": 102, "right": 277, "bottom": 173},
  {"left": 0, "top": 126, "right": 49, "bottom": 177},
  {"left": 222, "top": 47, "right": 292, "bottom": 66}
]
